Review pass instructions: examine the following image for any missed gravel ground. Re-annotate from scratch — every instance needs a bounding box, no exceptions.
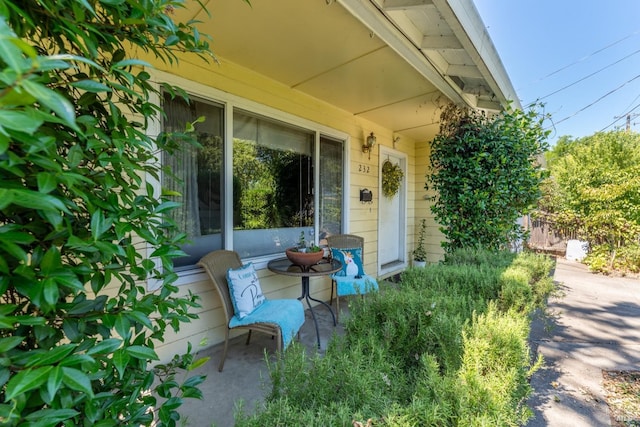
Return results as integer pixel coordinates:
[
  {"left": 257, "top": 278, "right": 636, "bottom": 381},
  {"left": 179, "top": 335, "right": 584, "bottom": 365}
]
[{"left": 603, "top": 370, "right": 640, "bottom": 426}]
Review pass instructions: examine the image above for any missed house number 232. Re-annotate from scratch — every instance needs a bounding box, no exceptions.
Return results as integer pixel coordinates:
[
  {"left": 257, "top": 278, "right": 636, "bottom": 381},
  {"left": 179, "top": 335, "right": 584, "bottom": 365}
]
[{"left": 358, "top": 164, "right": 370, "bottom": 173}]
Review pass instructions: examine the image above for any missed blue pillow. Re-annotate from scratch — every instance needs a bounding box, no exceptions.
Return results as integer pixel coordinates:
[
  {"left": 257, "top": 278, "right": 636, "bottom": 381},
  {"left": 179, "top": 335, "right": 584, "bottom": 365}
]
[
  {"left": 226, "top": 263, "right": 266, "bottom": 319},
  {"left": 331, "top": 247, "right": 365, "bottom": 277}
]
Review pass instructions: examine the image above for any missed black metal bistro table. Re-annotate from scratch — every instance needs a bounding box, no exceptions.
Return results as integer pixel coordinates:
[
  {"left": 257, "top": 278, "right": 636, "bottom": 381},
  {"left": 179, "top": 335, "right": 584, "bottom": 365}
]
[{"left": 267, "top": 257, "right": 342, "bottom": 348}]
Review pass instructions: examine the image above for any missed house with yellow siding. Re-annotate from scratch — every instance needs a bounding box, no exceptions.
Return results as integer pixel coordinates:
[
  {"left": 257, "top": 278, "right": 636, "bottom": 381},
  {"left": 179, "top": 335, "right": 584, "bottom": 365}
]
[{"left": 139, "top": 0, "right": 520, "bottom": 362}]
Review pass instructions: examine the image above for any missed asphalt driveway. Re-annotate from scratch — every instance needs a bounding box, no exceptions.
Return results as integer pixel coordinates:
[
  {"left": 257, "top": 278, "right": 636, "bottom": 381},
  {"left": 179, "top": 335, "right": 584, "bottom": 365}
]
[{"left": 526, "top": 257, "right": 640, "bottom": 426}]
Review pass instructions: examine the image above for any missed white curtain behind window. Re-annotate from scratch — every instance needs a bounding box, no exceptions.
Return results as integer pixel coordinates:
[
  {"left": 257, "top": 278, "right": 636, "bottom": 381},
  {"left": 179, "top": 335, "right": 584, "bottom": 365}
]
[{"left": 162, "top": 95, "right": 201, "bottom": 238}]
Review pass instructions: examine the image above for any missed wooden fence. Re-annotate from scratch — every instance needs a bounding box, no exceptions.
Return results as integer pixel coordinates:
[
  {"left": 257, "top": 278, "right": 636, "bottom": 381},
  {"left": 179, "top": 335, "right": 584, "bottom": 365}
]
[{"left": 524, "top": 216, "right": 569, "bottom": 254}]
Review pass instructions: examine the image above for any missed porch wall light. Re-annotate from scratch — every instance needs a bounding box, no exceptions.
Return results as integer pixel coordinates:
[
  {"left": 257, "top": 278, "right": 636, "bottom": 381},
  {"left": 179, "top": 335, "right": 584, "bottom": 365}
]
[{"left": 363, "top": 132, "right": 376, "bottom": 160}]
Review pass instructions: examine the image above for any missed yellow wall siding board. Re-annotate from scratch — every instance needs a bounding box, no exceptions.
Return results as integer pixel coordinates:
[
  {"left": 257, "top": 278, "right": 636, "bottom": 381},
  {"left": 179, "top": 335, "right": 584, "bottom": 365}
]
[
  {"left": 173, "top": 279, "right": 213, "bottom": 297},
  {"left": 350, "top": 172, "right": 378, "bottom": 188},
  {"left": 184, "top": 289, "right": 219, "bottom": 315},
  {"left": 155, "top": 322, "right": 230, "bottom": 363},
  {"left": 349, "top": 220, "right": 379, "bottom": 237},
  {"left": 156, "top": 307, "right": 226, "bottom": 347}
]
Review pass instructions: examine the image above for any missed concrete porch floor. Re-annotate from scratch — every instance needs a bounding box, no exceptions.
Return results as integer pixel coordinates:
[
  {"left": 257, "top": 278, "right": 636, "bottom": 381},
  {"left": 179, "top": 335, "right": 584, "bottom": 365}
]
[{"left": 176, "top": 299, "right": 348, "bottom": 427}]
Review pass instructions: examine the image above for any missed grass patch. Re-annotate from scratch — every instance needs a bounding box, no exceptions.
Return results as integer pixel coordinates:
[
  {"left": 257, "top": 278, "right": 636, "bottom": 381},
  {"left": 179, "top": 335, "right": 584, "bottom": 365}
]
[{"left": 235, "top": 249, "right": 555, "bottom": 426}]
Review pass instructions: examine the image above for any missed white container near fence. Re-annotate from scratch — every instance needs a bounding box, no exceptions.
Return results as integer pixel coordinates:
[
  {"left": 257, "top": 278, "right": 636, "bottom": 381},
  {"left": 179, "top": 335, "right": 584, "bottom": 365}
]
[{"left": 566, "top": 239, "right": 589, "bottom": 261}]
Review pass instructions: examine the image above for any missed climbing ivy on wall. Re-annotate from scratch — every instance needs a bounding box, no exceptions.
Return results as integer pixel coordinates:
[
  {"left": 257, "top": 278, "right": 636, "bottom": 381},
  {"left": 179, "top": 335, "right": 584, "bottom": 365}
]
[{"left": 426, "top": 103, "right": 550, "bottom": 252}]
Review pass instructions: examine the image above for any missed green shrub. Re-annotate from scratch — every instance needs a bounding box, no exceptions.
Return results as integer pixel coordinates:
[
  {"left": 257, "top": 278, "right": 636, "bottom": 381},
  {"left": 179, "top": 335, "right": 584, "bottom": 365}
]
[
  {"left": 443, "top": 247, "right": 517, "bottom": 269},
  {"left": 385, "top": 355, "right": 457, "bottom": 426},
  {"left": 509, "top": 251, "right": 556, "bottom": 283},
  {"left": 237, "top": 249, "right": 554, "bottom": 427},
  {"left": 499, "top": 267, "right": 534, "bottom": 312},
  {"left": 401, "top": 262, "right": 504, "bottom": 302},
  {"left": 584, "top": 244, "right": 612, "bottom": 274},
  {"left": 235, "top": 399, "right": 359, "bottom": 427},
  {"left": 346, "top": 287, "right": 477, "bottom": 375},
  {"left": 478, "top": 251, "right": 555, "bottom": 312},
  {"left": 263, "top": 338, "right": 405, "bottom": 422},
  {"left": 537, "top": 131, "right": 640, "bottom": 272},
  {"left": 585, "top": 243, "right": 640, "bottom": 275},
  {"left": 456, "top": 304, "right": 540, "bottom": 426},
  {"left": 615, "top": 244, "right": 640, "bottom": 274},
  {"left": 346, "top": 289, "right": 436, "bottom": 375},
  {"left": 426, "top": 104, "right": 550, "bottom": 252},
  {"left": 348, "top": 256, "right": 513, "bottom": 375}
]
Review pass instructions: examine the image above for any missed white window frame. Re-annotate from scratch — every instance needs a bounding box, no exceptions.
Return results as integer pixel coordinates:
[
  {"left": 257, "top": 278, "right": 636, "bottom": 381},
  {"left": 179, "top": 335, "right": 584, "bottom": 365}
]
[{"left": 147, "top": 70, "right": 350, "bottom": 287}]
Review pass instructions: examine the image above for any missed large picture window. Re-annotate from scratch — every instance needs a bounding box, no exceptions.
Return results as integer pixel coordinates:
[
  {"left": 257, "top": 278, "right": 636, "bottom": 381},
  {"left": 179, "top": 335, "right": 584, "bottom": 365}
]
[{"left": 161, "top": 92, "right": 344, "bottom": 269}]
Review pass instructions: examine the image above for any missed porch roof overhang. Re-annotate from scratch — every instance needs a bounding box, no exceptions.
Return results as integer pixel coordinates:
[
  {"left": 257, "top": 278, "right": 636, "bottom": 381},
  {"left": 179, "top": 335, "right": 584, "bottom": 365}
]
[{"left": 180, "top": 0, "right": 519, "bottom": 142}]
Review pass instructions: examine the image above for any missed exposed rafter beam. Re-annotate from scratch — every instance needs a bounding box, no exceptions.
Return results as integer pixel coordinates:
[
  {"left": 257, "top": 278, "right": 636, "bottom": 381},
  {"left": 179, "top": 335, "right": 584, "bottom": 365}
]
[
  {"left": 460, "top": 82, "right": 499, "bottom": 110},
  {"left": 382, "top": 0, "right": 433, "bottom": 11},
  {"left": 461, "top": 82, "right": 493, "bottom": 97},
  {"left": 476, "top": 98, "right": 501, "bottom": 111},
  {"left": 446, "top": 64, "right": 482, "bottom": 79},
  {"left": 421, "top": 35, "right": 462, "bottom": 50}
]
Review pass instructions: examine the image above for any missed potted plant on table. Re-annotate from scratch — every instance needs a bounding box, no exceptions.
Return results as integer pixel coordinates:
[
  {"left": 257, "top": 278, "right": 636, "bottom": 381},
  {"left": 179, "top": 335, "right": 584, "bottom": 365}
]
[
  {"left": 286, "top": 231, "right": 324, "bottom": 266},
  {"left": 413, "top": 219, "right": 427, "bottom": 267}
]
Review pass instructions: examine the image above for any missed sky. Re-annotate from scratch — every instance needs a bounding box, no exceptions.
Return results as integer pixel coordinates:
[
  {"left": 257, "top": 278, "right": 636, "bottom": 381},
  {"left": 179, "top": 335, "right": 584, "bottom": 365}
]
[{"left": 472, "top": 1, "right": 640, "bottom": 146}]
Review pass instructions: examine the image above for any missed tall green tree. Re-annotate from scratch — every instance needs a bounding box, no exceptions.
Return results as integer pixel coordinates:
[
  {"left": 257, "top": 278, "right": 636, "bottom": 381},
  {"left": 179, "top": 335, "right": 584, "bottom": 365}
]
[
  {"left": 0, "top": 0, "right": 224, "bottom": 425},
  {"left": 426, "top": 103, "right": 549, "bottom": 252},
  {"left": 544, "top": 135, "right": 575, "bottom": 166},
  {"left": 537, "top": 131, "right": 640, "bottom": 272}
]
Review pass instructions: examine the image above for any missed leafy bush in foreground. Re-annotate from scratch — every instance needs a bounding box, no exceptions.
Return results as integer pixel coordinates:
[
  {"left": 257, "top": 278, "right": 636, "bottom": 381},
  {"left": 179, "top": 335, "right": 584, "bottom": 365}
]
[
  {"left": 0, "top": 1, "right": 215, "bottom": 425},
  {"left": 236, "top": 250, "right": 555, "bottom": 426}
]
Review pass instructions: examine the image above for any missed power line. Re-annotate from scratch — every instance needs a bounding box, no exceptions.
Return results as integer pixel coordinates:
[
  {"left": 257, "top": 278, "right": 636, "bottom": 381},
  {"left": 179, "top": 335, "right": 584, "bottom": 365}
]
[
  {"left": 544, "top": 73, "right": 640, "bottom": 130},
  {"left": 619, "top": 92, "right": 640, "bottom": 114},
  {"left": 527, "top": 47, "right": 640, "bottom": 105},
  {"left": 520, "top": 29, "right": 640, "bottom": 90},
  {"left": 601, "top": 103, "right": 640, "bottom": 132},
  {"left": 613, "top": 112, "right": 640, "bottom": 130}
]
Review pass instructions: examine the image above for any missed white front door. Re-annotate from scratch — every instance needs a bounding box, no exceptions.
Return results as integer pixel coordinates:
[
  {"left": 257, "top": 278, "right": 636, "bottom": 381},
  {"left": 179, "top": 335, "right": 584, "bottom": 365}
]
[{"left": 378, "top": 147, "right": 407, "bottom": 275}]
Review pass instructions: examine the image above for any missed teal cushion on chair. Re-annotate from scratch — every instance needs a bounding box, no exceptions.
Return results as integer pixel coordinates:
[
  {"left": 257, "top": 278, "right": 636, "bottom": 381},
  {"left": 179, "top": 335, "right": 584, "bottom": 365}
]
[
  {"left": 333, "top": 275, "right": 379, "bottom": 296},
  {"left": 228, "top": 299, "right": 305, "bottom": 348},
  {"left": 330, "top": 247, "right": 378, "bottom": 297},
  {"left": 330, "top": 247, "right": 365, "bottom": 277}
]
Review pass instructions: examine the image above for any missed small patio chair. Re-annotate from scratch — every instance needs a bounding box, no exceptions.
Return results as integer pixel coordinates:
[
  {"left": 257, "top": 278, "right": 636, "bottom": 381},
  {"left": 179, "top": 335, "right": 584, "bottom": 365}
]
[
  {"left": 198, "top": 250, "right": 305, "bottom": 371},
  {"left": 326, "top": 234, "right": 379, "bottom": 322}
]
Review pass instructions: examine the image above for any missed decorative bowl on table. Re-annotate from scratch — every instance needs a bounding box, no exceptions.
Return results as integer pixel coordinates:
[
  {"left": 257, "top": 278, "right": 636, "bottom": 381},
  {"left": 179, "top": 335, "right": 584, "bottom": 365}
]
[{"left": 285, "top": 247, "right": 324, "bottom": 266}]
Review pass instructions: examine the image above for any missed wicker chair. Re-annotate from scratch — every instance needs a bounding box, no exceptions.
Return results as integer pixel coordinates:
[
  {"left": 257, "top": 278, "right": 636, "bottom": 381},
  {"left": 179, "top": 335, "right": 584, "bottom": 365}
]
[
  {"left": 326, "top": 234, "right": 379, "bottom": 322},
  {"left": 198, "top": 250, "right": 304, "bottom": 371}
]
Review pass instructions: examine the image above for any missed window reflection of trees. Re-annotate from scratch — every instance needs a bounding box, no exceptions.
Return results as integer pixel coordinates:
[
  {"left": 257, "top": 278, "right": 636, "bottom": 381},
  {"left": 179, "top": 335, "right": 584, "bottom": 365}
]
[{"left": 233, "top": 139, "right": 314, "bottom": 230}]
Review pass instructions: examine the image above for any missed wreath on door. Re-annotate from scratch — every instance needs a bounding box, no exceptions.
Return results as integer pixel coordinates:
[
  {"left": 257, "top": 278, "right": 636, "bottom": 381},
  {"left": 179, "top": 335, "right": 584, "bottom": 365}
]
[{"left": 381, "top": 159, "right": 403, "bottom": 198}]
